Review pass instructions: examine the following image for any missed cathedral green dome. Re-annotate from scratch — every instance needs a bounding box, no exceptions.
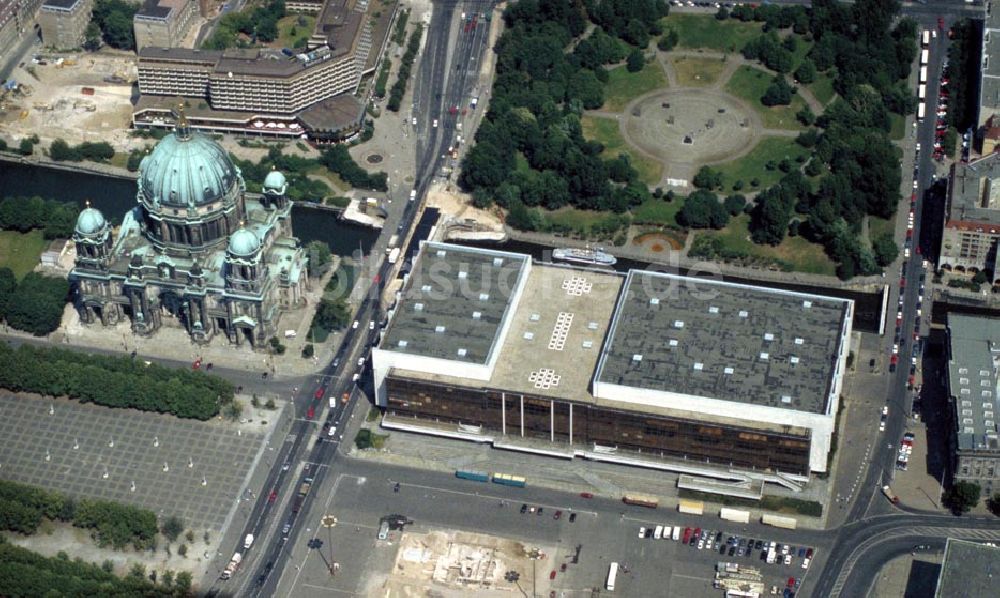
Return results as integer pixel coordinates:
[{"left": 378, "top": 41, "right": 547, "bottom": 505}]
[
  {"left": 263, "top": 170, "right": 287, "bottom": 191},
  {"left": 228, "top": 228, "right": 261, "bottom": 257},
  {"left": 139, "top": 129, "right": 239, "bottom": 209},
  {"left": 75, "top": 207, "right": 106, "bottom": 235}
]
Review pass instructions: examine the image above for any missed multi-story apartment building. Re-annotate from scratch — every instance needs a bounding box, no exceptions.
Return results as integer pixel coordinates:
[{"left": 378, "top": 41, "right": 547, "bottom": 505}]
[
  {"left": 38, "top": 0, "right": 92, "bottom": 50},
  {"left": 940, "top": 152, "right": 1000, "bottom": 280},
  {"left": 133, "top": 0, "right": 198, "bottom": 51},
  {"left": 947, "top": 315, "right": 1000, "bottom": 498},
  {"left": 134, "top": 0, "right": 393, "bottom": 140}
]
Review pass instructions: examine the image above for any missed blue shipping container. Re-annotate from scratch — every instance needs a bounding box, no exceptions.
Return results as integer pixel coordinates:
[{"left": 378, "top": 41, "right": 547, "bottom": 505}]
[{"left": 455, "top": 470, "right": 489, "bottom": 482}]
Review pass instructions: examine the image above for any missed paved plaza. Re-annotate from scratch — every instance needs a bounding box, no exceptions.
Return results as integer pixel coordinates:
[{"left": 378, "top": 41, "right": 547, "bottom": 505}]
[{"left": 0, "top": 393, "right": 267, "bottom": 530}]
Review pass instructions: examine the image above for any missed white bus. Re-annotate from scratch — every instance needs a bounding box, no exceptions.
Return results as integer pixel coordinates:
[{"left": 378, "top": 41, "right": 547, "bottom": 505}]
[
  {"left": 918, "top": 84, "right": 926, "bottom": 100},
  {"left": 606, "top": 562, "right": 619, "bottom": 591},
  {"left": 920, "top": 49, "right": 929, "bottom": 66},
  {"left": 921, "top": 30, "right": 930, "bottom": 47}
]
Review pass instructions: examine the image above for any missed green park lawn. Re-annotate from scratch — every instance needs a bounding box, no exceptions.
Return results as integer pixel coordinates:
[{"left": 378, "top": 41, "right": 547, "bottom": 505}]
[
  {"left": 713, "top": 136, "right": 809, "bottom": 191},
  {"left": 808, "top": 72, "right": 837, "bottom": 105},
  {"left": 581, "top": 115, "right": 663, "bottom": 186},
  {"left": 661, "top": 14, "right": 762, "bottom": 52},
  {"left": 694, "top": 215, "right": 837, "bottom": 276},
  {"left": 543, "top": 207, "right": 614, "bottom": 232},
  {"left": 889, "top": 113, "right": 907, "bottom": 141},
  {"left": 631, "top": 196, "right": 683, "bottom": 225},
  {"left": 0, "top": 229, "right": 47, "bottom": 279},
  {"left": 275, "top": 15, "right": 315, "bottom": 49},
  {"left": 868, "top": 216, "right": 895, "bottom": 244},
  {"left": 602, "top": 60, "right": 668, "bottom": 112},
  {"left": 671, "top": 55, "right": 727, "bottom": 87},
  {"left": 725, "top": 65, "right": 807, "bottom": 131}
]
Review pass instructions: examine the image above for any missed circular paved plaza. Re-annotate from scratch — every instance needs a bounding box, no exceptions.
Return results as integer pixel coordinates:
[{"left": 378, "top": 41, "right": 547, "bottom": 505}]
[{"left": 622, "top": 89, "right": 757, "bottom": 166}]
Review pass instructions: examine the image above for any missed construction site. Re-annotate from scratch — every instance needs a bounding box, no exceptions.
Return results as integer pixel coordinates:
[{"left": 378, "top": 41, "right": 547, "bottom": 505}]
[
  {"left": 0, "top": 52, "right": 138, "bottom": 150},
  {"left": 379, "top": 529, "right": 558, "bottom": 597}
]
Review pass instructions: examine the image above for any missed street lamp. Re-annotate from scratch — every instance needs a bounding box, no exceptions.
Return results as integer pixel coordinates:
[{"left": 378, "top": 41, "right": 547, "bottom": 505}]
[{"left": 321, "top": 514, "right": 338, "bottom": 576}]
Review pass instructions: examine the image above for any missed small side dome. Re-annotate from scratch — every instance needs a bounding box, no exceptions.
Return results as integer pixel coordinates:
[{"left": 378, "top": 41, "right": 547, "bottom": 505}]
[
  {"left": 75, "top": 207, "right": 106, "bottom": 235},
  {"left": 263, "top": 169, "right": 287, "bottom": 191},
  {"left": 228, "top": 228, "right": 261, "bottom": 256}
]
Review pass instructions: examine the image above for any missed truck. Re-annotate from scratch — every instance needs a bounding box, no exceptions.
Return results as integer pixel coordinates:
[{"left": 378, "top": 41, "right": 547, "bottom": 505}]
[
  {"left": 623, "top": 494, "right": 659, "bottom": 508},
  {"left": 387, "top": 234, "right": 400, "bottom": 251},
  {"left": 920, "top": 49, "right": 929, "bottom": 66},
  {"left": 882, "top": 485, "right": 900, "bottom": 505},
  {"left": 387, "top": 247, "right": 401, "bottom": 264},
  {"left": 918, "top": 84, "right": 926, "bottom": 100},
  {"left": 220, "top": 552, "right": 242, "bottom": 579},
  {"left": 766, "top": 544, "right": 777, "bottom": 564},
  {"left": 299, "top": 479, "right": 313, "bottom": 497},
  {"left": 719, "top": 508, "right": 751, "bottom": 524},
  {"left": 761, "top": 514, "right": 798, "bottom": 530},
  {"left": 917, "top": 102, "right": 926, "bottom": 120},
  {"left": 919, "top": 66, "right": 928, "bottom": 83},
  {"left": 456, "top": 470, "right": 490, "bottom": 482},
  {"left": 678, "top": 499, "right": 704, "bottom": 515},
  {"left": 244, "top": 533, "right": 254, "bottom": 549}
]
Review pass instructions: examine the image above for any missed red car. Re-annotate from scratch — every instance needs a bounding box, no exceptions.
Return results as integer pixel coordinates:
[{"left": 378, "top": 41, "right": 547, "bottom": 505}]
[
  {"left": 554, "top": 510, "right": 562, "bottom": 520},
  {"left": 192, "top": 359, "right": 202, "bottom": 370},
  {"left": 306, "top": 405, "right": 315, "bottom": 419},
  {"left": 268, "top": 489, "right": 278, "bottom": 503},
  {"left": 579, "top": 492, "right": 593, "bottom": 499},
  {"left": 314, "top": 387, "right": 325, "bottom": 400},
  {"left": 938, "top": 16, "right": 945, "bottom": 31},
  {"left": 549, "top": 570, "right": 556, "bottom": 580},
  {"left": 890, "top": 355, "right": 899, "bottom": 366},
  {"left": 788, "top": 577, "right": 796, "bottom": 588}
]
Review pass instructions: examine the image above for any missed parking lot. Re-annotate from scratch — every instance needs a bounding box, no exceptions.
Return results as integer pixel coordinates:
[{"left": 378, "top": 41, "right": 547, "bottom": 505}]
[
  {"left": 0, "top": 393, "right": 266, "bottom": 530},
  {"left": 273, "top": 459, "right": 830, "bottom": 597}
]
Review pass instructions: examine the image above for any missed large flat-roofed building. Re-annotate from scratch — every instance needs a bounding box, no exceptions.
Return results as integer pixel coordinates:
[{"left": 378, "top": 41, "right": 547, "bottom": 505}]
[
  {"left": 372, "top": 243, "right": 853, "bottom": 479},
  {"left": 133, "top": 0, "right": 198, "bottom": 51},
  {"left": 934, "top": 538, "right": 1000, "bottom": 597},
  {"left": 979, "top": 3, "right": 1000, "bottom": 128},
  {"left": 38, "top": 0, "right": 91, "bottom": 50},
  {"left": 940, "top": 153, "right": 1000, "bottom": 280},
  {"left": 135, "top": 0, "right": 393, "bottom": 140},
  {"left": 946, "top": 314, "right": 1000, "bottom": 497}
]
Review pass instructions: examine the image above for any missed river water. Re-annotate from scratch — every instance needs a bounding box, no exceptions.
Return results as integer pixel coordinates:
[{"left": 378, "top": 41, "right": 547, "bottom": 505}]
[{"left": 0, "top": 161, "right": 378, "bottom": 257}]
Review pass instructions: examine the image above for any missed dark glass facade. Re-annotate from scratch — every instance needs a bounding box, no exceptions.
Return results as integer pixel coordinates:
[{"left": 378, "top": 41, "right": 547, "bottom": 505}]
[{"left": 385, "top": 375, "right": 812, "bottom": 475}]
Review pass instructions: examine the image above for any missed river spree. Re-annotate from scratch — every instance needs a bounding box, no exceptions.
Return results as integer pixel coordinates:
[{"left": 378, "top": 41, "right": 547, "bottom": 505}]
[{"left": 0, "top": 160, "right": 377, "bottom": 256}]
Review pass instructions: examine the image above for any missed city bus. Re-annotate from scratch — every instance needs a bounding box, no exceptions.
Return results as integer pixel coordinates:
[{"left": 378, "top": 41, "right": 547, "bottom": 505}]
[
  {"left": 606, "top": 562, "right": 619, "bottom": 591},
  {"left": 622, "top": 494, "right": 659, "bottom": 508}
]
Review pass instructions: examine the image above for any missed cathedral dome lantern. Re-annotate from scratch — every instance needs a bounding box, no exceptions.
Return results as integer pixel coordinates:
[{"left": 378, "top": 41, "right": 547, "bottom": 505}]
[
  {"left": 228, "top": 227, "right": 261, "bottom": 258},
  {"left": 263, "top": 169, "right": 287, "bottom": 193}
]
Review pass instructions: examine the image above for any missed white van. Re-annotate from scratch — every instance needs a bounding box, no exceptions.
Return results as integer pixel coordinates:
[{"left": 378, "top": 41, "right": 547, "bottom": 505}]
[
  {"left": 671, "top": 527, "right": 681, "bottom": 541},
  {"left": 328, "top": 425, "right": 337, "bottom": 437},
  {"left": 283, "top": 330, "right": 296, "bottom": 339},
  {"left": 662, "top": 526, "right": 672, "bottom": 540},
  {"left": 653, "top": 525, "right": 663, "bottom": 540}
]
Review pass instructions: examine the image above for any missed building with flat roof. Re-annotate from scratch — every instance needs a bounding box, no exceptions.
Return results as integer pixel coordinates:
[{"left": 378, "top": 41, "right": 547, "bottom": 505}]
[
  {"left": 940, "top": 152, "right": 1000, "bottom": 280},
  {"left": 934, "top": 538, "right": 1000, "bottom": 597},
  {"left": 135, "top": 0, "right": 393, "bottom": 140},
  {"left": 979, "top": 3, "right": 1000, "bottom": 128},
  {"left": 372, "top": 243, "right": 853, "bottom": 480},
  {"left": 38, "top": 0, "right": 91, "bottom": 50},
  {"left": 946, "top": 314, "right": 1000, "bottom": 497},
  {"left": 134, "top": 0, "right": 198, "bottom": 51}
]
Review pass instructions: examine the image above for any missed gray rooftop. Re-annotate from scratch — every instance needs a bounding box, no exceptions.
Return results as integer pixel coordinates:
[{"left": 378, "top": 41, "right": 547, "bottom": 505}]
[
  {"left": 981, "top": 3, "right": 1000, "bottom": 122},
  {"left": 947, "top": 314, "right": 1000, "bottom": 452},
  {"left": 42, "top": 0, "right": 81, "bottom": 9},
  {"left": 935, "top": 538, "right": 1000, "bottom": 598},
  {"left": 380, "top": 243, "right": 530, "bottom": 365},
  {"left": 595, "top": 271, "right": 851, "bottom": 414},
  {"left": 947, "top": 153, "right": 1000, "bottom": 227}
]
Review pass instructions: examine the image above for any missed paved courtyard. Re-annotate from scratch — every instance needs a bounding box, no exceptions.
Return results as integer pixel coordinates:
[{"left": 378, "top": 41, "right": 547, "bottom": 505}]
[{"left": 0, "top": 393, "right": 266, "bottom": 530}]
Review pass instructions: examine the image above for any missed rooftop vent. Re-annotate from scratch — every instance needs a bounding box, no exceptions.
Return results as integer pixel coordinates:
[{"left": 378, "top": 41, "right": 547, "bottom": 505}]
[
  {"left": 764, "top": 333, "right": 775, "bottom": 341},
  {"left": 981, "top": 369, "right": 991, "bottom": 376},
  {"left": 963, "top": 418, "right": 975, "bottom": 425},
  {"left": 673, "top": 320, "right": 685, "bottom": 329},
  {"left": 458, "top": 270, "right": 468, "bottom": 279},
  {"left": 588, "top": 322, "right": 599, "bottom": 330},
  {"left": 724, "top": 367, "right": 734, "bottom": 375},
  {"left": 632, "top": 354, "right": 643, "bottom": 362},
  {"left": 523, "top": 332, "right": 534, "bottom": 340},
  {"left": 794, "top": 338, "right": 804, "bottom": 345},
  {"left": 790, "top": 356, "right": 800, "bottom": 364},
  {"left": 472, "top": 311, "right": 482, "bottom": 320},
  {"left": 397, "top": 340, "right": 408, "bottom": 348},
  {"left": 781, "top": 395, "right": 792, "bottom": 404},
  {"left": 803, "top": 300, "right": 813, "bottom": 308},
  {"left": 479, "top": 293, "right": 490, "bottom": 301},
  {"left": 668, "top": 339, "right": 679, "bottom": 347},
  {"left": 457, "top": 348, "right": 467, "bottom": 357},
  {"left": 959, "top": 367, "right": 969, "bottom": 374},
  {"left": 964, "top": 426, "right": 976, "bottom": 434},
  {"left": 434, "top": 325, "right": 446, "bottom": 333},
  {"left": 693, "top": 362, "right": 704, "bottom": 371},
  {"left": 493, "top": 257, "right": 504, "bottom": 267},
  {"left": 960, "top": 377, "right": 970, "bottom": 385},
  {"left": 962, "top": 388, "right": 972, "bottom": 395},
  {"left": 650, "top": 297, "right": 660, "bottom": 305},
  {"left": 421, "top": 284, "right": 432, "bottom": 292},
  {"left": 709, "top": 306, "right": 719, "bottom": 314},
  {"left": 414, "top": 302, "right": 424, "bottom": 311},
  {"left": 530, "top": 313, "right": 540, "bottom": 321},
  {"left": 436, "top": 250, "right": 446, "bottom": 257},
  {"left": 582, "top": 340, "right": 594, "bottom": 349},
  {"left": 738, "top": 310, "right": 749, "bottom": 318},
  {"left": 760, "top": 352, "right": 769, "bottom": 360}
]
